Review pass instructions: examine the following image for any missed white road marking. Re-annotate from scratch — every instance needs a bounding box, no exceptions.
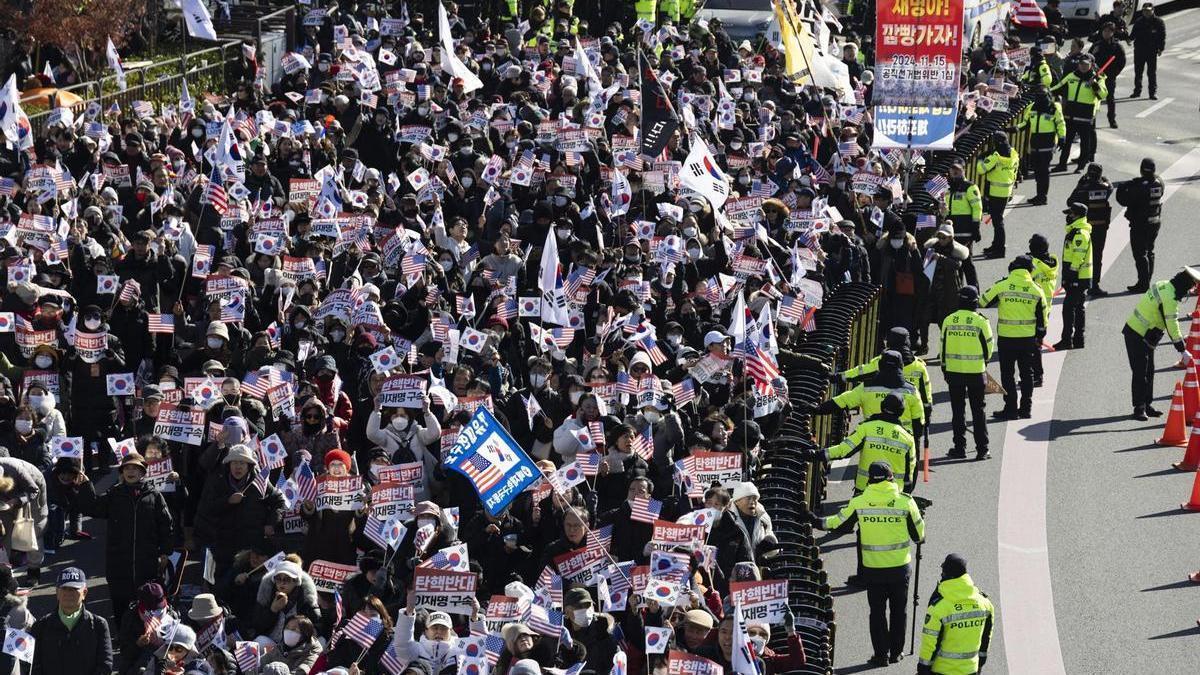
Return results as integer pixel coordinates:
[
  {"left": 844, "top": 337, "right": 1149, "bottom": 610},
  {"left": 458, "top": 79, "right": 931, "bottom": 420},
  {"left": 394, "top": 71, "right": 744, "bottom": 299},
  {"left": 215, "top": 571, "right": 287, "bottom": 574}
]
[
  {"left": 1172, "top": 33, "right": 1200, "bottom": 50},
  {"left": 1166, "top": 7, "right": 1199, "bottom": 20},
  {"left": 1136, "top": 97, "right": 1175, "bottom": 118},
  {"left": 996, "top": 144, "right": 1200, "bottom": 675}
]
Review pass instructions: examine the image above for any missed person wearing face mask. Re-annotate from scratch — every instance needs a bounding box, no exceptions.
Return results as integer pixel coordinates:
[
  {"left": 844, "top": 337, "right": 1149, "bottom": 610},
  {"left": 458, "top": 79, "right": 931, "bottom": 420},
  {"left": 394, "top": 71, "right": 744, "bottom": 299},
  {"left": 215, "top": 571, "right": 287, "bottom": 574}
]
[
  {"left": 279, "top": 398, "right": 342, "bottom": 472},
  {"left": 562, "top": 587, "right": 620, "bottom": 673},
  {"left": 501, "top": 356, "right": 567, "bottom": 460},
  {"left": 259, "top": 615, "right": 321, "bottom": 673},
  {"left": 1, "top": 405, "right": 50, "bottom": 470},
  {"left": 395, "top": 502, "right": 461, "bottom": 583},
  {"left": 552, "top": 392, "right": 602, "bottom": 466},
  {"left": 297, "top": 449, "right": 363, "bottom": 568},
  {"left": 322, "top": 595, "right": 395, "bottom": 671},
  {"left": 250, "top": 560, "right": 321, "bottom": 646},
  {"left": 24, "top": 381, "right": 66, "bottom": 440},
  {"left": 702, "top": 612, "right": 806, "bottom": 673},
  {"left": 876, "top": 220, "right": 922, "bottom": 340},
  {"left": 598, "top": 476, "right": 657, "bottom": 563},
  {"left": 194, "top": 445, "right": 285, "bottom": 579},
  {"left": 393, "top": 602, "right": 487, "bottom": 674},
  {"left": 366, "top": 396, "right": 441, "bottom": 501}
]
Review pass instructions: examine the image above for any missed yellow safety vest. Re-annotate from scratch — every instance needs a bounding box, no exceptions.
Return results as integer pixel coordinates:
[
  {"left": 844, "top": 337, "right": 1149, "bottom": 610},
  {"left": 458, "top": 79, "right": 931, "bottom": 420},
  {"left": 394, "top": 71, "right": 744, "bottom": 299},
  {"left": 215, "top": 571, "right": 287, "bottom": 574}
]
[
  {"left": 1062, "top": 217, "right": 1093, "bottom": 280},
  {"left": 1021, "top": 104, "right": 1066, "bottom": 151},
  {"left": 919, "top": 574, "right": 995, "bottom": 675},
  {"left": 635, "top": 0, "right": 657, "bottom": 22},
  {"left": 660, "top": 0, "right": 680, "bottom": 22},
  {"left": 1022, "top": 61, "right": 1053, "bottom": 87},
  {"left": 980, "top": 269, "right": 1047, "bottom": 338},
  {"left": 825, "top": 417, "right": 917, "bottom": 492},
  {"left": 946, "top": 183, "right": 982, "bottom": 220},
  {"left": 1051, "top": 72, "right": 1108, "bottom": 122},
  {"left": 976, "top": 149, "right": 1019, "bottom": 199},
  {"left": 939, "top": 309, "right": 994, "bottom": 375},
  {"left": 843, "top": 355, "right": 933, "bottom": 408},
  {"left": 1030, "top": 255, "right": 1059, "bottom": 321},
  {"left": 832, "top": 382, "right": 926, "bottom": 434},
  {"left": 1126, "top": 280, "right": 1184, "bottom": 342},
  {"left": 822, "top": 480, "right": 924, "bottom": 569}
]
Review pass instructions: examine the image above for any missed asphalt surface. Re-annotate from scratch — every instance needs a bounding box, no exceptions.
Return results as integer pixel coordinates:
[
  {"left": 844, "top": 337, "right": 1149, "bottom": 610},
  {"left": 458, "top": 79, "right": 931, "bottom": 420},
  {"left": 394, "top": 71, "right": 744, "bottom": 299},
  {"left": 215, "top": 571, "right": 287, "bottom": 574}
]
[{"left": 826, "top": 8, "right": 1200, "bottom": 673}]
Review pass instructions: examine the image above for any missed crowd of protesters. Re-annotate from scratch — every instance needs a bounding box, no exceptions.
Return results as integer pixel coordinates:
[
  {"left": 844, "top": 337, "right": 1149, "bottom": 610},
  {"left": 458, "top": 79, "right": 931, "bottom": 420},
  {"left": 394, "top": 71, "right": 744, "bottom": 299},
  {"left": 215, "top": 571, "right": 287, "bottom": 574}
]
[{"left": 0, "top": 0, "right": 1043, "bottom": 673}]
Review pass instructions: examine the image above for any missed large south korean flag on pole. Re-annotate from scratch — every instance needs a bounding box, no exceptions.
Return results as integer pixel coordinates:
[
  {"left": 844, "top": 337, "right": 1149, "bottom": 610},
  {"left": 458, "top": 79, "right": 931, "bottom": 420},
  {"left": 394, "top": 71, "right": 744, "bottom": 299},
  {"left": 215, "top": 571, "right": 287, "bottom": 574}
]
[{"left": 446, "top": 407, "right": 539, "bottom": 516}]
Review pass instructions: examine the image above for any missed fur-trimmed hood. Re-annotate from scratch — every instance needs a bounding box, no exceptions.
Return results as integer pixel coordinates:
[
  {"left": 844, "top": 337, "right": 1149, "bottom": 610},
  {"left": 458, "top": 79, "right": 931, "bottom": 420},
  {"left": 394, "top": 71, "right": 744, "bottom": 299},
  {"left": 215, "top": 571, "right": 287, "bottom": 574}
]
[
  {"left": 924, "top": 237, "right": 970, "bottom": 261},
  {"left": 876, "top": 231, "right": 917, "bottom": 251},
  {"left": 256, "top": 563, "right": 320, "bottom": 609}
]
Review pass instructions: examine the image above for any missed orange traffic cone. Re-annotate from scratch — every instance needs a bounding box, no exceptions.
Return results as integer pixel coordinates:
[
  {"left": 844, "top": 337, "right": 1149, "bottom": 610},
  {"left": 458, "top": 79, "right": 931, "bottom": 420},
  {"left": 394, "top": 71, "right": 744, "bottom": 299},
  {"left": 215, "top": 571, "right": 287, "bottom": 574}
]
[
  {"left": 1173, "top": 411, "right": 1200, "bottom": 471},
  {"left": 1158, "top": 382, "right": 1189, "bottom": 447},
  {"left": 1176, "top": 311, "right": 1200, "bottom": 368},
  {"left": 1184, "top": 362, "right": 1200, "bottom": 423},
  {"left": 1182, "top": 468, "right": 1200, "bottom": 511}
]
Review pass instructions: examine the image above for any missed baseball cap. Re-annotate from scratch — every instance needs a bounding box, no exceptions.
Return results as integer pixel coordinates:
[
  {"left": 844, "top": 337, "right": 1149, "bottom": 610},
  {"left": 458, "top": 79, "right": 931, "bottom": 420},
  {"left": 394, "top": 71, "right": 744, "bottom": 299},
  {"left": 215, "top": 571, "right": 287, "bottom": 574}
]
[
  {"left": 703, "top": 330, "right": 729, "bottom": 347},
  {"left": 58, "top": 567, "right": 87, "bottom": 589},
  {"left": 426, "top": 611, "right": 453, "bottom": 628}
]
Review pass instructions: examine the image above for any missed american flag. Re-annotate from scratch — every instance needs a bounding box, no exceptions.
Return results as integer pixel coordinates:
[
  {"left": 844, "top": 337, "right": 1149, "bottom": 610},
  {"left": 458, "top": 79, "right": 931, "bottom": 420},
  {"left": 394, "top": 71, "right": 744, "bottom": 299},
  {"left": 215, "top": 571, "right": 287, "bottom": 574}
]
[
  {"left": 810, "top": 161, "right": 833, "bottom": 185},
  {"left": 548, "top": 328, "right": 576, "bottom": 348},
  {"left": 147, "top": 313, "right": 174, "bottom": 334},
  {"left": 251, "top": 466, "right": 270, "bottom": 495},
  {"left": 699, "top": 277, "right": 724, "bottom": 306},
  {"left": 924, "top": 175, "right": 950, "bottom": 199},
  {"left": 588, "top": 420, "right": 605, "bottom": 448},
  {"left": 778, "top": 295, "right": 806, "bottom": 324},
  {"left": 342, "top": 612, "right": 384, "bottom": 648},
  {"left": 528, "top": 605, "right": 563, "bottom": 637},
  {"left": 241, "top": 370, "right": 270, "bottom": 399},
  {"left": 632, "top": 425, "right": 654, "bottom": 461},
  {"left": 745, "top": 342, "right": 780, "bottom": 383},
  {"left": 638, "top": 335, "right": 667, "bottom": 366},
  {"left": 44, "top": 237, "right": 68, "bottom": 265},
  {"left": 629, "top": 495, "right": 664, "bottom": 524},
  {"left": 460, "top": 452, "right": 504, "bottom": 492},
  {"left": 536, "top": 566, "right": 562, "bottom": 607},
  {"left": 750, "top": 179, "right": 776, "bottom": 198},
  {"left": 671, "top": 378, "right": 696, "bottom": 405},
  {"left": 484, "top": 633, "right": 506, "bottom": 665},
  {"left": 380, "top": 644, "right": 406, "bottom": 674},
  {"left": 119, "top": 279, "right": 141, "bottom": 303},
  {"left": 234, "top": 642, "right": 260, "bottom": 672},
  {"left": 204, "top": 167, "right": 228, "bottom": 215},
  {"left": 564, "top": 266, "right": 596, "bottom": 298},
  {"left": 496, "top": 297, "right": 518, "bottom": 320},
  {"left": 591, "top": 524, "right": 613, "bottom": 552},
  {"left": 401, "top": 253, "right": 427, "bottom": 276},
  {"left": 461, "top": 244, "right": 480, "bottom": 268},
  {"left": 292, "top": 460, "right": 318, "bottom": 502},
  {"left": 578, "top": 453, "right": 602, "bottom": 477},
  {"left": 0, "top": 177, "right": 15, "bottom": 197},
  {"left": 332, "top": 589, "right": 344, "bottom": 627}
]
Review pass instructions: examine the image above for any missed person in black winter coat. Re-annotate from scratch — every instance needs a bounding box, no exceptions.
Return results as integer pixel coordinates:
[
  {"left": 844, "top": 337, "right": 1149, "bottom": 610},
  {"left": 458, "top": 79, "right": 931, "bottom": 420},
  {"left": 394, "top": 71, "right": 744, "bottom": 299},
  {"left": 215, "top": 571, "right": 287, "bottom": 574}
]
[
  {"left": 1130, "top": 3, "right": 1166, "bottom": 98},
  {"left": 563, "top": 588, "right": 620, "bottom": 674},
  {"left": 114, "top": 231, "right": 176, "bottom": 312},
  {"left": 71, "top": 452, "right": 174, "bottom": 624},
  {"left": 194, "top": 445, "right": 285, "bottom": 578},
  {"left": 30, "top": 567, "right": 113, "bottom": 675}
]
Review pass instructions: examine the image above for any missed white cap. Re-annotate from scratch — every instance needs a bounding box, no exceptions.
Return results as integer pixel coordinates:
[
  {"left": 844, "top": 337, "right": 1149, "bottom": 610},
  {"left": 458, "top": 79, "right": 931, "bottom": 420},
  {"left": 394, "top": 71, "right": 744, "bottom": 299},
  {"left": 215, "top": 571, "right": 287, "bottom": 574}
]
[{"left": 704, "top": 330, "right": 728, "bottom": 347}]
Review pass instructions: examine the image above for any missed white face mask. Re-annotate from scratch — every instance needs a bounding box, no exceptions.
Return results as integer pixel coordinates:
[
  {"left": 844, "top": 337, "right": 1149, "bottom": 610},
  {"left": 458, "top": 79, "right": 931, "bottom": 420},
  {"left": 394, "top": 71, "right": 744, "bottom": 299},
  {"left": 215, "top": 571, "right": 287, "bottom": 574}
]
[
  {"left": 440, "top": 260, "right": 453, "bottom": 272},
  {"left": 84, "top": 318, "right": 101, "bottom": 330},
  {"left": 889, "top": 238, "right": 904, "bottom": 249},
  {"left": 283, "top": 629, "right": 302, "bottom": 647},
  {"left": 569, "top": 391, "right": 583, "bottom": 405},
  {"left": 391, "top": 415, "right": 410, "bottom": 431},
  {"left": 749, "top": 635, "right": 767, "bottom": 654},
  {"left": 571, "top": 608, "right": 594, "bottom": 627},
  {"left": 293, "top": 319, "right": 306, "bottom": 329},
  {"left": 461, "top": 177, "right": 474, "bottom": 188},
  {"left": 683, "top": 227, "right": 698, "bottom": 239},
  {"left": 14, "top": 420, "right": 32, "bottom": 435},
  {"left": 28, "top": 395, "right": 44, "bottom": 407},
  {"left": 643, "top": 410, "right": 662, "bottom": 424},
  {"left": 417, "top": 517, "right": 438, "bottom": 530},
  {"left": 667, "top": 335, "right": 682, "bottom": 346},
  {"left": 530, "top": 373, "right": 547, "bottom": 389},
  {"left": 329, "top": 329, "right": 345, "bottom": 342},
  {"left": 419, "top": 636, "right": 451, "bottom": 660},
  {"left": 34, "top": 356, "right": 52, "bottom": 369},
  {"left": 207, "top": 337, "right": 224, "bottom": 349}
]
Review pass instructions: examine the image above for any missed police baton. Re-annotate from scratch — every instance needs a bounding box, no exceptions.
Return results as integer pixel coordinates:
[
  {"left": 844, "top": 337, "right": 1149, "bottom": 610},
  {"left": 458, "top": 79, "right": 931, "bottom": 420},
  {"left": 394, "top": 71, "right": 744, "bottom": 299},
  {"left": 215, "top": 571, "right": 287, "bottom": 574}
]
[{"left": 909, "top": 497, "right": 933, "bottom": 655}]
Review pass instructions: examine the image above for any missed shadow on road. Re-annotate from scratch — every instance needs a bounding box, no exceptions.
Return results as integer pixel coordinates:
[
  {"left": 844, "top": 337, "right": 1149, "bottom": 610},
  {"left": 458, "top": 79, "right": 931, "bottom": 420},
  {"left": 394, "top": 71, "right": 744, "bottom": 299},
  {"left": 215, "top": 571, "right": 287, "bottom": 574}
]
[
  {"left": 1148, "top": 625, "right": 1200, "bottom": 640},
  {"left": 1140, "top": 579, "right": 1197, "bottom": 592}
]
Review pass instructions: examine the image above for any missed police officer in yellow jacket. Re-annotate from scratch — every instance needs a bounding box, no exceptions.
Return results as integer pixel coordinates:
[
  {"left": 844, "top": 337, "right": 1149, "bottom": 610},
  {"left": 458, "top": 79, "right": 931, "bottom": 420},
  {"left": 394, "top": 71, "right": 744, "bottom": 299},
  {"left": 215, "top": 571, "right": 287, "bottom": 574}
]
[
  {"left": 940, "top": 287, "right": 994, "bottom": 459},
  {"left": 814, "top": 394, "right": 917, "bottom": 494},
  {"left": 1124, "top": 267, "right": 1200, "bottom": 419},
  {"left": 1028, "top": 234, "right": 1059, "bottom": 388},
  {"left": 1020, "top": 86, "right": 1066, "bottom": 206},
  {"left": 977, "top": 131, "right": 1019, "bottom": 259},
  {"left": 1052, "top": 53, "right": 1108, "bottom": 172},
  {"left": 981, "top": 257, "right": 1048, "bottom": 419},
  {"left": 1055, "top": 203, "right": 1093, "bottom": 350},
  {"left": 814, "top": 462, "right": 925, "bottom": 666},
  {"left": 838, "top": 328, "right": 932, "bottom": 418},
  {"left": 1067, "top": 162, "right": 1114, "bottom": 296},
  {"left": 812, "top": 350, "right": 926, "bottom": 441},
  {"left": 1022, "top": 47, "right": 1054, "bottom": 88},
  {"left": 945, "top": 160, "right": 983, "bottom": 254},
  {"left": 918, "top": 554, "right": 995, "bottom": 675},
  {"left": 635, "top": 0, "right": 657, "bottom": 23}
]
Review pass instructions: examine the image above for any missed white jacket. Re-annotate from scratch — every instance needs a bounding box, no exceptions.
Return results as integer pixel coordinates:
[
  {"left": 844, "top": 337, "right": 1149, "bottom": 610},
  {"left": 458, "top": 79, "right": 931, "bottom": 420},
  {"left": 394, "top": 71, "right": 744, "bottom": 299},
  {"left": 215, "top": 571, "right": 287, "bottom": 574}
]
[{"left": 366, "top": 410, "right": 442, "bottom": 500}]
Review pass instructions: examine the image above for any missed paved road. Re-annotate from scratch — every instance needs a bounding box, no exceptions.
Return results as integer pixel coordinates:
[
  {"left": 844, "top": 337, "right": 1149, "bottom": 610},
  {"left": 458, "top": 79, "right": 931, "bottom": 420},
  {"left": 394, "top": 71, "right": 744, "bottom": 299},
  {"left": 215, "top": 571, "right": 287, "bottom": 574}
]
[{"left": 827, "top": 7, "right": 1200, "bottom": 673}]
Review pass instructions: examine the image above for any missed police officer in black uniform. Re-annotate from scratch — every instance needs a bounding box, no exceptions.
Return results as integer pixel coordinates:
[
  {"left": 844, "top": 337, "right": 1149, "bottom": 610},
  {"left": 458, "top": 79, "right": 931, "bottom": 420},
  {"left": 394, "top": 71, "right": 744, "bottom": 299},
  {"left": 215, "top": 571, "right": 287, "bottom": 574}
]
[
  {"left": 1068, "top": 163, "right": 1114, "bottom": 296},
  {"left": 1115, "top": 157, "right": 1165, "bottom": 292}
]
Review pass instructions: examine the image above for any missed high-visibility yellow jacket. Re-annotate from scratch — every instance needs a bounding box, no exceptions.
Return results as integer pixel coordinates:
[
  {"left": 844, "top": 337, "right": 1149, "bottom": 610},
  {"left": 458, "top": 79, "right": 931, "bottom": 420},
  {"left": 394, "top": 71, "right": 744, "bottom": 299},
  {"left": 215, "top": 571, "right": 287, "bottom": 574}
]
[
  {"left": 1062, "top": 216, "right": 1093, "bottom": 280},
  {"left": 635, "top": 0, "right": 657, "bottom": 22},
  {"left": 1031, "top": 254, "right": 1059, "bottom": 321},
  {"left": 976, "top": 148, "right": 1019, "bottom": 198},
  {"left": 1022, "top": 61, "right": 1053, "bottom": 87},
  {"left": 843, "top": 355, "right": 932, "bottom": 408},
  {"left": 1021, "top": 103, "right": 1066, "bottom": 151},
  {"left": 832, "top": 381, "right": 926, "bottom": 434},
  {"left": 824, "top": 417, "right": 917, "bottom": 492},
  {"left": 939, "top": 310, "right": 994, "bottom": 375},
  {"left": 919, "top": 574, "right": 995, "bottom": 675},
  {"left": 660, "top": 0, "right": 680, "bottom": 22},
  {"left": 822, "top": 480, "right": 925, "bottom": 569},
  {"left": 1051, "top": 71, "right": 1108, "bottom": 122},
  {"left": 1126, "top": 280, "right": 1185, "bottom": 342},
  {"left": 980, "top": 269, "right": 1047, "bottom": 339}
]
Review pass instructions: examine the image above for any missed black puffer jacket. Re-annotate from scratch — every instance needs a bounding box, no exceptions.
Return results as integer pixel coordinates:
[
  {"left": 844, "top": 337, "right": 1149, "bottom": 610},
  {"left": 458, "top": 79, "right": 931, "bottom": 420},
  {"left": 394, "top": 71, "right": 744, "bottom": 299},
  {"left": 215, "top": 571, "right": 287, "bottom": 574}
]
[
  {"left": 75, "top": 477, "right": 174, "bottom": 602},
  {"left": 194, "top": 468, "right": 284, "bottom": 561}
]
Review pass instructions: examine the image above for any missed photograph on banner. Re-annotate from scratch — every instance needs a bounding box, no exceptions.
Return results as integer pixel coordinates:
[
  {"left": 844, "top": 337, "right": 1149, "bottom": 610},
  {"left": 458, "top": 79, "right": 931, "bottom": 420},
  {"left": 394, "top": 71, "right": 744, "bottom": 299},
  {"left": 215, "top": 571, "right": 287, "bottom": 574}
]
[{"left": 413, "top": 567, "right": 478, "bottom": 615}]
